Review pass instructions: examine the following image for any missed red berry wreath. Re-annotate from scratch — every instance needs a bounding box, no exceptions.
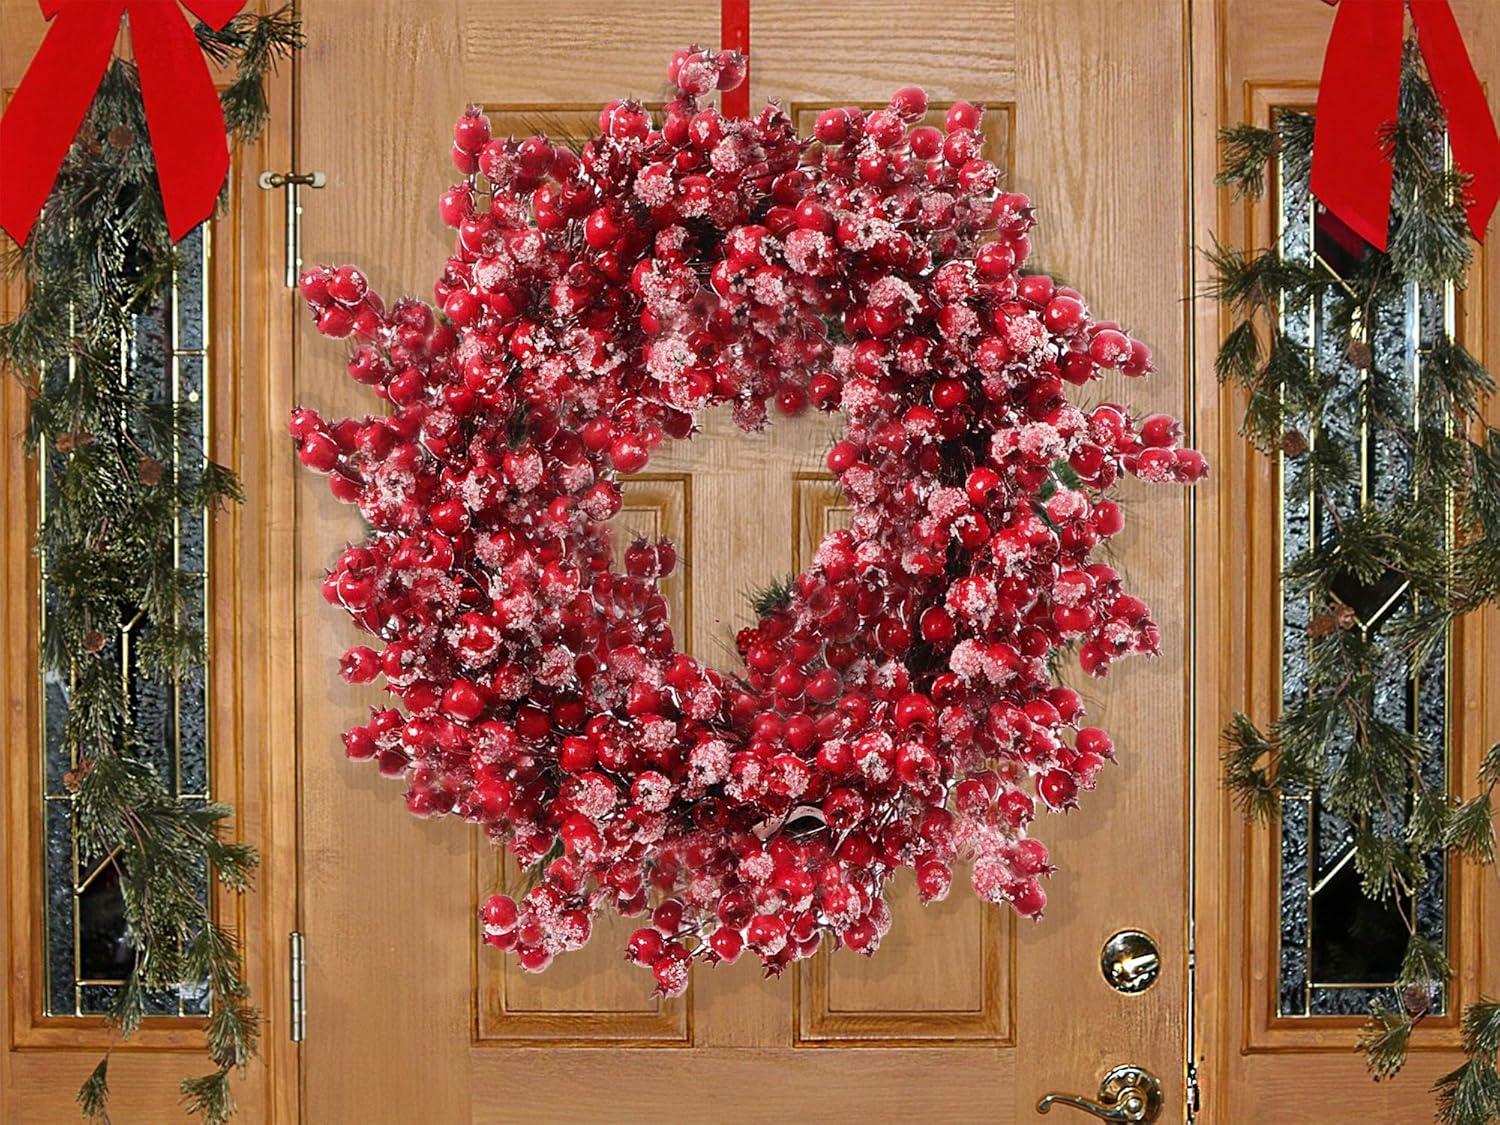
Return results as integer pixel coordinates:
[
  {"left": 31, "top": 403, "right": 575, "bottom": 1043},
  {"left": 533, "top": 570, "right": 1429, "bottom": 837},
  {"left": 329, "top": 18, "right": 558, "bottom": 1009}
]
[{"left": 291, "top": 46, "right": 1206, "bottom": 994}]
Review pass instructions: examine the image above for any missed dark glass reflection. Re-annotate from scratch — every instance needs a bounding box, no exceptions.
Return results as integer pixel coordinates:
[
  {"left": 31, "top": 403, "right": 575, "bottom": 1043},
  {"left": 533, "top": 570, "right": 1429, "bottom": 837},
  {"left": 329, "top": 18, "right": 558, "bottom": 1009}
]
[{"left": 40, "top": 224, "right": 211, "bottom": 1016}]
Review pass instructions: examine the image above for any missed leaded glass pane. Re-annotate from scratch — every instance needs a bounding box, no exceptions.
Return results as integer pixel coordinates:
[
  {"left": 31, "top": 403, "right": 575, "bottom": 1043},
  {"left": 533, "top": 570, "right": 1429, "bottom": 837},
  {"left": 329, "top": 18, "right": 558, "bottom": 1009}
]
[
  {"left": 39, "top": 223, "right": 214, "bottom": 1017},
  {"left": 1274, "top": 121, "right": 1450, "bottom": 1019}
]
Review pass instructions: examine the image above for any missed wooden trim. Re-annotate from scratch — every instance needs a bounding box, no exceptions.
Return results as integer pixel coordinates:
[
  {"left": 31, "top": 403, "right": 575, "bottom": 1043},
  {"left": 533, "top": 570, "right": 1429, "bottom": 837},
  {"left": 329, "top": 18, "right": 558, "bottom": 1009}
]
[
  {"left": 470, "top": 847, "right": 693, "bottom": 1047},
  {"left": 789, "top": 470, "right": 841, "bottom": 575},
  {"left": 7, "top": 197, "right": 236, "bottom": 1053},
  {"left": 249, "top": 31, "right": 300, "bottom": 1122},
  {"left": 1194, "top": 7, "right": 1499, "bottom": 1110},
  {"left": 792, "top": 894, "right": 1015, "bottom": 1047}
]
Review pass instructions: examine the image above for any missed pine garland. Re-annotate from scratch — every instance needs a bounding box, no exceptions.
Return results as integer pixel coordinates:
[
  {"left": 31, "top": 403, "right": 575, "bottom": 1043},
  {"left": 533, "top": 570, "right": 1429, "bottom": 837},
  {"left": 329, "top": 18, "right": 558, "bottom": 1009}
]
[
  {"left": 1213, "top": 44, "right": 1500, "bottom": 1123},
  {"left": 0, "top": 11, "right": 299, "bottom": 1123}
]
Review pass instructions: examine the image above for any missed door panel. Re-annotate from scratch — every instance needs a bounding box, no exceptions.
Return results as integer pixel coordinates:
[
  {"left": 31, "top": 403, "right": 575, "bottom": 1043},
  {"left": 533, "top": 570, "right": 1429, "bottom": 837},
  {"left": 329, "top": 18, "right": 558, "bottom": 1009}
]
[
  {"left": 0, "top": 1, "right": 296, "bottom": 1117},
  {"left": 1192, "top": 1, "right": 1500, "bottom": 1119},
  {"left": 296, "top": 3, "right": 1192, "bottom": 1121},
  {"left": 476, "top": 474, "right": 692, "bottom": 1045}
]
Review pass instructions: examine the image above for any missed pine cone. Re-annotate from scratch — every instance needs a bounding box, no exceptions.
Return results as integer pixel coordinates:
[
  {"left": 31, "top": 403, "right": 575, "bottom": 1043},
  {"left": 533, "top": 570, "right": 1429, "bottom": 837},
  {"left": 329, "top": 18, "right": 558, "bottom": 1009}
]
[
  {"left": 63, "top": 758, "right": 94, "bottom": 792},
  {"left": 1307, "top": 613, "right": 1338, "bottom": 638},
  {"left": 1401, "top": 983, "right": 1434, "bottom": 1018}
]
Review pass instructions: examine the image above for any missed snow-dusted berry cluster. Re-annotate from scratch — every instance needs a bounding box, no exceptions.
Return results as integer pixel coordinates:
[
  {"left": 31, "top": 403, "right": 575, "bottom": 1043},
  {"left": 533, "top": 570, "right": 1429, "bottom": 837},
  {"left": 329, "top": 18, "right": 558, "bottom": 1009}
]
[{"left": 291, "top": 46, "right": 1206, "bottom": 994}]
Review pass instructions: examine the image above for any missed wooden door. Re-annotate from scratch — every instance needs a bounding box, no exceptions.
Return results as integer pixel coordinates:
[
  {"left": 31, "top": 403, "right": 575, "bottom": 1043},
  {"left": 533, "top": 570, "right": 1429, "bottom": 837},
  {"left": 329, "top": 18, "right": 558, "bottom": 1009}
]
[
  {"left": 293, "top": 3, "right": 1195, "bottom": 1121},
  {"left": 0, "top": 2, "right": 298, "bottom": 1119},
  {"left": 1191, "top": 1, "right": 1500, "bottom": 1120}
]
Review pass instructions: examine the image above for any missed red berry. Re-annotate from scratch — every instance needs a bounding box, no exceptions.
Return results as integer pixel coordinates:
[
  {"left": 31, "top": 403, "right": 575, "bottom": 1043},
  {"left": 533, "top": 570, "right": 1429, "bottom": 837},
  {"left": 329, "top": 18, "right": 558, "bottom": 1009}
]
[
  {"left": 814, "top": 107, "right": 853, "bottom": 144},
  {"left": 584, "top": 207, "right": 622, "bottom": 249},
  {"left": 944, "top": 101, "right": 981, "bottom": 132},
  {"left": 609, "top": 435, "right": 649, "bottom": 473},
  {"left": 1043, "top": 295, "right": 1086, "bottom": 334},
  {"left": 627, "top": 927, "right": 665, "bottom": 966},
  {"left": 1140, "top": 414, "right": 1181, "bottom": 448},
  {"left": 746, "top": 913, "right": 789, "bottom": 955},
  {"left": 893, "top": 692, "right": 935, "bottom": 729},
  {"left": 919, "top": 606, "right": 956, "bottom": 645},
  {"left": 453, "top": 110, "right": 491, "bottom": 154},
  {"left": 339, "top": 646, "right": 380, "bottom": 684},
  {"left": 888, "top": 86, "right": 928, "bottom": 121},
  {"left": 1010, "top": 878, "right": 1047, "bottom": 919},
  {"left": 1037, "top": 768, "right": 1079, "bottom": 810},
  {"left": 842, "top": 917, "right": 877, "bottom": 953},
  {"left": 297, "top": 431, "right": 340, "bottom": 472},
  {"left": 326, "top": 266, "right": 367, "bottom": 305},
  {"left": 1089, "top": 328, "right": 1131, "bottom": 367},
  {"left": 482, "top": 895, "right": 518, "bottom": 932},
  {"left": 709, "top": 927, "right": 744, "bottom": 962},
  {"left": 916, "top": 859, "right": 952, "bottom": 903},
  {"left": 441, "top": 679, "right": 486, "bottom": 722}
]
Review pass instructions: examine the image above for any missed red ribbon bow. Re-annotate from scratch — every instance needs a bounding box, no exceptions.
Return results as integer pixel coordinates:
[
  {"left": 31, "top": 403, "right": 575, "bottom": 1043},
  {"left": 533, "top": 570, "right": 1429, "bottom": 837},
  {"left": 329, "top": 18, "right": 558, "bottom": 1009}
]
[
  {"left": 1312, "top": 0, "right": 1500, "bottom": 250},
  {"left": 0, "top": 0, "right": 244, "bottom": 246}
]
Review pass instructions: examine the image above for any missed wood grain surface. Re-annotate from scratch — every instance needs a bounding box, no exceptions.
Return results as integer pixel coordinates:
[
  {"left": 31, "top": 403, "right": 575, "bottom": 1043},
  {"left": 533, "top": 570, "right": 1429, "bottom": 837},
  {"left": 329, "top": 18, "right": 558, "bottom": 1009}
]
[{"left": 5, "top": 1, "right": 1491, "bottom": 1121}]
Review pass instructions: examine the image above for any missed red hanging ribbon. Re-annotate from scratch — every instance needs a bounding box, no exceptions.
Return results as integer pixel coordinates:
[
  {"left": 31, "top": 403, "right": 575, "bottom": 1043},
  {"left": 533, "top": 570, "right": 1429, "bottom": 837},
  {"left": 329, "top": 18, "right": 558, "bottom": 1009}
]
[
  {"left": 1312, "top": 0, "right": 1500, "bottom": 250},
  {"left": 721, "top": 0, "right": 750, "bottom": 119},
  {"left": 0, "top": 0, "right": 244, "bottom": 246}
]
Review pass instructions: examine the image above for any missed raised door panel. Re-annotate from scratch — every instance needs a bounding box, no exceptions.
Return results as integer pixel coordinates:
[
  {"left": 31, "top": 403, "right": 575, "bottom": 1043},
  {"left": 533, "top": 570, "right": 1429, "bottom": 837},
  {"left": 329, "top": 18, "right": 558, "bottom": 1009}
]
[
  {"left": 790, "top": 473, "right": 1014, "bottom": 1045},
  {"left": 475, "top": 475, "right": 692, "bottom": 1043}
]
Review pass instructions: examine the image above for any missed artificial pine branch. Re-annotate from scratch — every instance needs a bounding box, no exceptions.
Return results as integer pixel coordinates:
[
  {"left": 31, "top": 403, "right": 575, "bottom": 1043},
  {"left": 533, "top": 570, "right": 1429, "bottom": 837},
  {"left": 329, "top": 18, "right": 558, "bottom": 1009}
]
[
  {"left": 1213, "top": 42, "right": 1500, "bottom": 1124},
  {"left": 1360, "top": 1000, "right": 1415, "bottom": 1080},
  {"left": 0, "top": 11, "right": 299, "bottom": 1123},
  {"left": 76, "top": 1057, "right": 110, "bottom": 1124},
  {"left": 749, "top": 573, "right": 797, "bottom": 618}
]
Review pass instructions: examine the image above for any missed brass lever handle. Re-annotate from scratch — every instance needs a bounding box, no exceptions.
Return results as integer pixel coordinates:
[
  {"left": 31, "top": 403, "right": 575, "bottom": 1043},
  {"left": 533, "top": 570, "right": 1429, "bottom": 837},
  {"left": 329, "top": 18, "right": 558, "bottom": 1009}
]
[{"left": 1037, "top": 1065, "right": 1162, "bottom": 1122}]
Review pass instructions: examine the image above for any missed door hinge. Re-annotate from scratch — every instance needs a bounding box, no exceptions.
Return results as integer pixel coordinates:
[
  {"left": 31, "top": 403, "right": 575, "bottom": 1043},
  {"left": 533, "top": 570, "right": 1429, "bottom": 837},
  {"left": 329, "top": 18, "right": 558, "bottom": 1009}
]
[
  {"left": 288, "top": 930, "right": 307, "bottom": 1042},
  {"left": 1186, "top": 1061, "right": 1202, "bottom": 1119},
  {"left": 257, "top": 170, "right": 326, "bottom": 289}
]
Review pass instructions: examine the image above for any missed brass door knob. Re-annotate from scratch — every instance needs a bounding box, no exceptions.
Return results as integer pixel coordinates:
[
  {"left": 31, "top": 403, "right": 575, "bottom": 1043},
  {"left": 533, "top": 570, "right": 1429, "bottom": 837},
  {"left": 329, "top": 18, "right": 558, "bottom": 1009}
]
[{"left": 1037, "top": 1065, "right": 1163, "bottom": 1122}]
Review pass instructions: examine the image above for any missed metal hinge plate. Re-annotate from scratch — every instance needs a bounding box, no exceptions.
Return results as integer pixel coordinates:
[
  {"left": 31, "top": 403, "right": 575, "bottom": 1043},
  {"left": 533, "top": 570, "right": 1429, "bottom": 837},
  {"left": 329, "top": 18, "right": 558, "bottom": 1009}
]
[
  {"left": 289, "top": 930, "right": 306, "bottom": 1042},
  {"left": 257, "top": 170, "right": 326, "bottom": 289}
]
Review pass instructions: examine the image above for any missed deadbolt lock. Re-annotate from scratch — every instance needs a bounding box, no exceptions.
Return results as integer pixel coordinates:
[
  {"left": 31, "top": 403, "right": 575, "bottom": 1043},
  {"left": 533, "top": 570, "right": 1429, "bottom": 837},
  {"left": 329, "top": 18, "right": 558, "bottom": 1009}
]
[{"left": 1100, "top": 929, "right": 1161, "bottom": 994}]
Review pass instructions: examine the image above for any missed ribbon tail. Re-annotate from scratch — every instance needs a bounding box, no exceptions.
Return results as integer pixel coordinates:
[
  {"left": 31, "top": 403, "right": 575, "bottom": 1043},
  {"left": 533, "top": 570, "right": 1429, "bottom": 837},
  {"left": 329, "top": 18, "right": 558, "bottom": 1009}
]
[
  {"left": 1310, "top": 0, "right": 1405, "bottom": 251},
  {"left": 1410, "top": 0, "right": 1500, "bottom": 243},
  {"left": 130, "top": 0, "right": 232, "bottom": 241},
  {"left": 183, "top": 0, "right": 246, "bottom": 31},
  {"left": 0, "top": 2, "right": 124, "bottom": 245},
  {"left": 721, "top": 0, "right": 750, "bottom": 119}
]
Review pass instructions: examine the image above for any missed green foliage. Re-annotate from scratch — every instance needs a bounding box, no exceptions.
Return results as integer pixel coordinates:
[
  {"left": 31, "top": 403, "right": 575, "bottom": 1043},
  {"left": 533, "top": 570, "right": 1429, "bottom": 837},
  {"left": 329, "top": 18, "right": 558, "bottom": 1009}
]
[
  {"left": 1435, "top": 1001, "right": 1500, "bottom": 1125},
  {"left": 1212, "top": 43, "right": 1499, "bottom": 1124},
  {"left": 77, "top": 1057, "right": 110, "bottom": 1123},
  {"left": 749, "top": 573, "right": 798, "bottom": 619},
  {"left": 0, "top": 11, "right": 299, "bottom": 1123},
  {"left": 1359, "top": 1000, "right": 1415, "bottom": 1080}
]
